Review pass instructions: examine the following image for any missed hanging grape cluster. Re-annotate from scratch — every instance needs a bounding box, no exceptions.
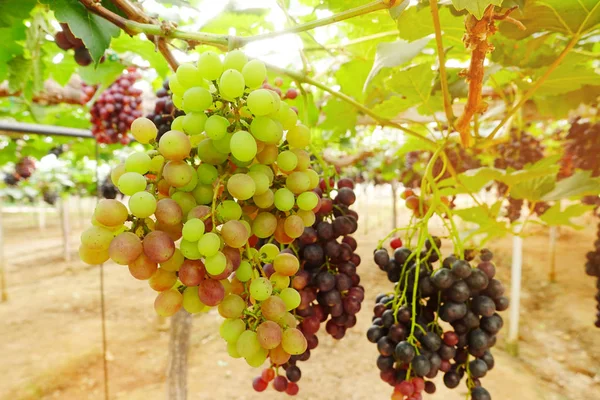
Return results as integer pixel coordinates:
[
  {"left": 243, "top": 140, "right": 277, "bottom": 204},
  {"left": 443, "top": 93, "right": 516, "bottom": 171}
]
[
  {"left": 585, "top": 221, "right": 600, "bottom": 328},
  {"left": 145, "top": 79, "right": 185, "bottom": 141},
  {"left": 90, "top": 67, "right": 143, "bottom": 144},
  {"left": 253, "top": 177, "right": 363, "bottom": 394},
  {"left": 54, "top": 23, "right": 102, "bottom": 67},
  {"left": 262, "top": 76, "right": 299, "bottom": 102},
  {"left": 399, "top": 151, "right": 426, "bottom": 189},
  {"left": 371, "top": 239, "right": 508, "bottom": 400},
  {"left": 3, "top": 156, "right": 36, "bottom": 186}
]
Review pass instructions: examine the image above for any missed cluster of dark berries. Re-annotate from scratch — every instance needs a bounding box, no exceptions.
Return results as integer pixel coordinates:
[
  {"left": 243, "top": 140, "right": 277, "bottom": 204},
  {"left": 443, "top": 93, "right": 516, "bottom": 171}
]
[
  {"left": 100, "top": 178, "right": 121, "bottom": 200},
  {"left": 80, "top": 83, "right": 97, "bottom": 104},
  {"left": 585, "top": 222, "right": 600, "bottom": 328},
  {"left": 262, "top": 77, "right": 299, "bottom": 102},
  {"left": 371, "top": 240, "right": 508, "bottom": 400},
  {"left": 3, "top": 157, "right": 36, "bottom": 186},
  {"left": 145, "top": 79, "right": 185, "bottom": 141},
  {"left": 562, "top": 119, "right": 600, "bottom": 177},
  {"left": 253, "top": 178, "right": 363, "bottom": 395},
  {"left": 42, "top": 189, "right": 58, "bottom": 206},
  {"left": 432, "top": 142, "right": 481, "bottom": 180},
  {"left": 399, "top": 151, "right": 426, "bottom": 189},
  {"left": 54, "top": 23, "right": 103, "bottom": 67},
  {"left": 90, "top": 67, "right": 143, "bottom": 144}
]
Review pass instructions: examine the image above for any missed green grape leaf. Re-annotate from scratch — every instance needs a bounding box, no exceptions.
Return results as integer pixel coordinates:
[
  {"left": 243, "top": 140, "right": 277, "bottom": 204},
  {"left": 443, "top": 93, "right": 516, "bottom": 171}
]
[
  {"left": 319, "top": 99, "right": 357, "bottom": 136},
  {"left": 439, "top": 167, "right": 504, "bottom": 194},
  {"left": 336, "top": 59, "right": 372, "bottom": 101},
  {"left": 78, "top": 61, "right": 125, "bottom": 87},
  {"left": 364, "top": 36, "right": 433, "bottom": 91},
  {"left": 7, "top": 55, "right": 33, "bottom": 96},
  {"left": 534, "top": 58, "right": 600, "bottom": 96},
  {"left": 535, "top": 85, "right": 600, "bottom": 119},
  {"left": 110, "top": 34, "right": 170, "bottom": 78},
  {"left": 452, "top": 202, "right": 510, "bottom": 243},
  {"left": 539, "top": 203, "right": 596, "bottom": 228},
  {"left": 500, "top": 156, "right": 561, "bottom": 186},
  {"left": 541, "top": 171, "right": 600, "bottom": 201},
  {"left": 396, "top": 5, "right": 464, "bottom": 46},
  {"left": 0, "top": 0, "right": 37, "bottom": 27},
  {"left": 0, "top": 140, "right": 18, "bottom": 165},
  {"left": 0, "top": 24, "right": 27, "bottom": 82},
  {"left": 450, "top": 0, "right": 502, "bottom": 20},
  {"left": 43, "top": 0, "right": 121, "bottom": 64},
  {"left": 509, "top": 175, "right": 556, "bottom": 201}
]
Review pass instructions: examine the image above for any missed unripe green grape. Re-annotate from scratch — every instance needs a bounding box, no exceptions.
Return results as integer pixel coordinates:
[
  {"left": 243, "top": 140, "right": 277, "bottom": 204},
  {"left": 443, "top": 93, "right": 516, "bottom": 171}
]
[
  {"left": 230, "top": 130, "right": 257, "bottom": 162},
  {"left": 247, "top": 171, "right": 269, "bottom": 195},
  {"left": 183, "top": 286, "right": 207, "bottom": 313},
  {"left": 259, "top": 243, "right": 279, "bottom": 261},
  {"left": 183, "top": 87, "right": 212, "bottom": 113},
  {"left": 218, "top": 294, "right": 246, "bottom": 318},
  {"left": 242, "top": 59, "right": 267, "bottom": 88},
  {"left": 283, "top": 214, "right": 304, "bottom": 239},
  {"left": 220, "top": 318, "right": 246, "bottom": 343},
  {"left": 269, "top": 90, "right": 281, "bottom": 112},
  {"left": 272, "top": 102, "right": 297, "bottom": 130},
  {"left": 192, "top": 183, "right": 213, "bottom": 205},
  {"left": 227, "top": 342, "right": 241, "bottom": 358},
  {"left": 159, "top": 130, "right": 191, "bottom": 161},
  {"left": 223, "top": 50, "right": 247, "bottom": 72},
  {"left": 197, "top": 51, "right": 223, "bottom": 81},
  {"left": 277, "top": 150, "right": 298, "bottom": 172},
  {"left": 197, "top": 138, "right": 229, "bottom": 165},
  {"left": 305, "top": 168, "right": 319, "bottom": 189},
  {"left": 168, "top": 75, "right": 185, "bottom": 96},
  {"left": 205, "top": 251, "right": 227, "bottom": 275},
  {"left": 176, "top": 63, "right": 202, "bottom": 88},
  {"left": 198, "top": 232, "right": 221, "bottom": 257},
  {"left": 237, "top": 330, "right": 261, "bottom": 358},
  {"left": 253, "top": 189, "right": 274, "bottom": 209},
  {"left": 256, "top": 320, "right": 282, "bottom": 350},
  {"left": 273, "top": 253, "right": 299, "bottom": 276},
  {"left": 249, "top": 164, "right": 274, "bottom": 184},
  {"left": 178, "top": 170, "right": 198, "bottom": 192},
  {"left": 172, "top": 93, "right": 184, "bottom": 109},
  {"left": 154, "top": 289, "right": 183, "bottom": 317},
  {"left": 274, "top": 188, "right": 294, "bottom": 211},
  {"left": 281, "top": 328, "right": 307, "bottom": 355},
  {"left": 212, "top": 132, "right": 233, "bottom": 154},
  {"left": 291, "top": 149, "right": 310, "bottom": 171},
  {"left": 182, "top": 218, "right": 205, "bottom": 242},
  {"left": 227, "top": 173, "right": 256, "bottom": 200},
  {"left": 130, "top": 117, "right": 157, "bottom": 144},
  {"left": 286, "top": 171, "right": 310, "bottom": 194},
  {"left": 216, "top": 200, "right": 242, "bottom": 222},
  {"left": 250, "top": 277, "right": 272, "bottom": 301},
  {"left": 297, "top": 209, "right": 316, "bottom": 227},
  {"left": 197, "top": 163, "right": 218, "bottom": 185},
  {"left": 221, "top": 220, "right": 249, "bottom": 248},
  {"left": 110, "top": 163, "right": 126, "bottom": 186},
  {"left": 235, "top": 260, "right": 253, "bottom": 282},
  {"left": 246, "top": 347, "right": 268, "bottom": 367},
  {"left": 252, "top": 212, "right": 277, "bottom": 238},
  {"left": 163, "top": 161, "right": 194, "bottom": 188},
  {"left": 277, "top": 312, "right": 297, "bottom": 329},
  {"left": 180, "top": 239, "right": 202, "bottom": 260},
  {"left": 247, "top": 89, "right": 277, "bottom": 116},
  {"left": 160, "top": 248, "right": 184, "bottom": 272},
  {"left": 171, "top": 191, "right": 197, "bottom": 218},
  {"left": 279, "top": 288, "right": 301, "bottom": 311},
  {"left": 182, "top": 112, "right": 207, "bottom": 136},
  {"left": 94, "top": 199, "right": 128, "bottom": 227},
  {"left": 149, "top": 155, "right": 165, "bottom": 173},
  {"left": 205, "top": 115, "right": 230, "bottom": 141},
  {"left": 256, "top": 144, "right": 278, "bottom": 165},
  {"left": 118, "top": 172, "right": 146, "bottom": 196},
  {"left": 219, "top": 69, "right": 245, "bottom": 99},
  {"left": 297, "top": 191, "right": 319, "bottom": 211},
  {"left": 270, "top": 272, "right": 290, "bottom": 291},
  {"left": 129, "top": 191, "right": 157, "bottom": 218},
  {"left": 250, "top": 117, "right": 283, "bottom": 144},
  {"left": 80, "top": 246, "right": 110, "bottom": 267},
  {"left": 171, "top": 116, "right": 185, "bottom": 131},
  {"left": 109, "top": 232, "right": 143, "bottom": 265},
  {"left": 286, "top": 124, "right": 311, "bottom": 148}
]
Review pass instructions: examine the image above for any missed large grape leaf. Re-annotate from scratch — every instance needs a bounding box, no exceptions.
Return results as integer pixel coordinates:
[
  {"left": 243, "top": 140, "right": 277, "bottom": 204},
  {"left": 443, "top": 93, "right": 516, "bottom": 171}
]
[
  {"left": 7, "top": 56, "right": 33, "bottom": 98},
  {"left": 539, "top": 203, "right": 595, "bottom": 228},
  {"left": 439, "top": 167, "right": 504, "bottom": 194},
  {"left": 490, "top": 33, "right": 560, "bottom": 69},
  {"left": 451, "top": 0, "right": 503, "bottom": 20},
  {"left": 335, "top": 60, "right": 372, "bottom": 101},
  {"left": 0, "top": 24, "right": 27, "bottom": 82},
  {"left": 78, "top": 61, "right": 125, "bottom": 87},
  {"left": 509, "top": 175, "right": 556, "bottom": 201},
  {"left": 319, "top": 99, "right": 357, "bottom": 137},
  {"left": 535, "top": 85, "right": 600, "bottom": 119},
  {"left": 541, "top": 171, "right": 600, "bottom": 201},
  {"left": 0, "top": 0, "right": 37, "bottom": 27},
  {"left": 534, "top": 56, "right": 600, "bottom": 96},
  {"left": 43, "top": 0, "right": 121, "bottom": 64},
  {"left": 396, "top": 5, "right": 464, "bottom": 46}
]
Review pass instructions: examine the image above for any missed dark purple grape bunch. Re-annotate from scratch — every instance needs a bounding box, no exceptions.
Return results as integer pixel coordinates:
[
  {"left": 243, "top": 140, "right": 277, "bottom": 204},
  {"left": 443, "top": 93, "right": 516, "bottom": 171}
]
[
  {"left": 585, "top": 222, "right": 600, "bottom": 328},
  {"left": 90, "top": 67, "right": 143, "bottom": 144},
  {"left": 145, "top": 79, "right": 185, "bottom": 141},
  {"left": 100, "top": 177, "right": 120, "bottom": 200},
  {"left": 54, "top": 23, "right": 104, "bottom": 67},
  {"left": 3, "top": 157, "right": 37, "bottom": 186},
  {"left": 432, "top": 142, "right": 481, "bottom": 180},
  {"left": 563, "top": 119, "right": 600, "bottom": 177},
  {"left": 371, "top": 242, "right": 508, "bottom": 400}
]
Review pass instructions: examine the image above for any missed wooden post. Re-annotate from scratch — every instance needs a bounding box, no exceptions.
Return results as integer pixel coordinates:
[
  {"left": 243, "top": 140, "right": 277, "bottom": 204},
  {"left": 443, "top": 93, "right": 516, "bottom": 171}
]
[
  {"left": 548, "top": 226, "right": 557, "bottom": 283},
  {"left": 167, "top": 309, "right": 192, "bottom": 400},
  {"left": 391, "top": 181, "right": 398, "bottom": 231},
  {"left": 37, "top": 203, "right": 46, "bottom": 231},
  {"left": 60, "top": 196, "right": 71, "bottom": 262},
  {"left": 507, "top": 234, "right": 522, "bottom": 356},
  {"left": 0, "top": 202, "right": 7, "bottom": 302}
]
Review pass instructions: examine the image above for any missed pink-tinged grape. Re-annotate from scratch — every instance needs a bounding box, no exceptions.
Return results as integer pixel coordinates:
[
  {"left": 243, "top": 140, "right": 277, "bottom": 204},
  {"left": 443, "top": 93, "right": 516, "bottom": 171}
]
[
  {"left": 216, "top": 200, "right": 242, "bottom": 222},
  {"left": 269, "top": 344, "right": 291, "bottom": 366},
  {"left": 128, "top": 252, "right": 158, "bottom": 280},
  {"left": 250, "top": 117, "right": 283, "bottom": 144},
  {"left": 274, "top": 188, "right": 294, "bottom": 211},
  {"left": 286, "top": 171, "right": 310, "bottom": 195},
  {"left": 110, "top": 163, "right": 126, "bottom": 186},
  {"left": 250, "top": 277, "right": 272, "bottom": 301},
  {"left": 182, "top": 112, "right": 207, "bottom": 136},
  {"left": 277, "top": 151, "right": 298, "bottom": 172},
  {"left": 155, "top": 198, "right": 183, "bottom": 226},
  {"left": 157, "top": 246, "right": 182, "bottom": 271},
  {"left": 296, "top": 209, "right": 316, "bottom": 227},
  {"left": 235, "top": 261, "right": 253, "bottom": 282},
  {"left": 230, "top": 130, "right": 257, "bottom": 162},
  {"left": 125, "top": 152, "right": 151, "bottom": 174},
  {"left": 261, "top": 295, "right": 287, "bottom": 321},
  {"left": 281, "top": 328, "right": 307, "bottom": 355},
  {"left": 154, "top": 289, "right": 183, "bottom": 317},
  {"left": 247, "top": 89, "right": 277, "bottom": 116},
  {"left": 183, "top": 286, "right": 207, "bottom": 313},
  {"left": 176, "top": 63, "right": 202, "bottom": 88},
  {"left": 155, "top": 221, "right": 183, "bottom": 242},
  {"left": 273, "top": 376, "right": 288, "bottom": 392},
  {"left": 279, "top": 288, "right": 301, "bottom": 311},
  {"left": 192, "top": 184, "right": 213, "bottom": 205},
  {"left": 180, "top": 239, "right": 202, "bottom": 260},
  {"left": 79, "top": 245, "right": 109, "bottom": 265},
  {"left": 171, "top": 192, "right": 197, "bottom": 217},
  {"left": 227, "top": 342, "right": 241, "bottom": 358},
  {"left": 236, "top": 330, "right": 261, "bottom": 359},
  {"left": 188, "top": 205, "right": 213, "bottom": 230},
  {"left": 143, "top": 231, "right": 175, "bottom": 263},
  {"left": 305, "top": 169, "right": 319, "bottom": 189},
  {"left": 253, "top": 189, "right": 274, "bottom": 209},
  {"left": 148, "top": 268, "right": 177, "bottom": 291},
  {"left": 242, "top": 59, "right": 267, "bottom": 88},
  {"left": 218, "top": 294, "right": 246, "bottom": 318},
  {"left": 81, "top": 226, "right": 113, "bottom": 251},
  {"left": 163, "top": 161, "right": 194, "bottom": 188},
  {"left": 130, "top": 117, "right": 157, "bottom": 144},
  {"left": 259, "top": 243, "right": 279, "bottom": 261},
  {"left": 286, "top": 124, "right": 311, "bottom": 148},
  {"left": 286, "top": 382, "right": 299, "bottom": 396},
  {"left": 222, "top": 246, "right": 242, "bottom": 272},
  {"left": 297, "top": 191, "right": 319, "bottom": 211},
  {"left": 205, "top": 115, "right": 230, "bottom": 141},
  {"left": 198, "top": 278, "right": 225, "bottom": 306},
  {"left": 246, "top": 347, "right": 268, "bottom": 367},
  {"left": 283, "top": 215, "right": 304, "bottom": 239},
  {"left": 273, "top": 253, "right": 299, "bottom": 276},
  {"left": 158, "top": 130, "right": 191, "bottom": 161},
  {"left": 178, "top": 259, "right": 206, "bottom": 286},
  {"left": 262, "top": 368, "right": 275, "bottom": 383},
  {"left": 257, "top": 321, "right": 282, "bottom": 350},
  {"left": 292, "top": 272, "right": 309, "bottom": 290},
  {"left": 291, "top": 149, "right": 310, "bottom": 171},
  {"left": 270, "top": 272, "right": 290, "bottom": 290},
  {"left": 221, "top": 220, "right": 249, "bottom": 248},
  {"left": 227, "top": 174, "right": 256, "bottom": 200},
  {"left": 129, "top": 191, "right": 157, "bottom": 218},
  {"left": 205, "top": 251, "right": 227, "bottom": 275},
  {"left": 197, "top": 232, "right": 221, "bottom": 257},
  {"left": 109, "top": 232, "right": 142, "bottom": 265},
  {"left": 278, "top": 312, "right": 298, "bottom": 329},
  {"left": 256, "top": 144, "right": 278, "bottom": 165},
  {"left": 182, "top": 218, "right": 205, "bottom": 241},
  {"left": 219, "top": 69, "right": 245, "bottom": 99},
  {"left": 197, "top": 138, "right": 229, "bottom": 165},
  {"left": 178, "top": 170, "right": 198, "bottom": 192},
  {"left": 182, "top": 87, "right": 212, "bottom": 113},
  {"left": 223, "top": 50, "right": 247, "bottom": 72},
  {"left": 220, "top": 318, "right": 246, "bottom": 343},
  {"left": 149, "top": 155, "right": 165, "bottom": 173},
  {"left": 253, "top": 377, "right": 268, "bottom": 392},
  {"left": 274, "top": 218, "right": 294, "bottom": 245},
  {"left": 220, "top": 278, "right": 233, "bottom": 295},
  {"left": 117, "top": 172, "right": 146, "bottom": 196},
  {"left": 197, "top": 51, "right": 223, "bottom": 80},
  {"left": 252, "top": 212, "right": 277, "bottom": 238},
  {"left": 197, "top": 163, "right": 218, "bottom": 185}
]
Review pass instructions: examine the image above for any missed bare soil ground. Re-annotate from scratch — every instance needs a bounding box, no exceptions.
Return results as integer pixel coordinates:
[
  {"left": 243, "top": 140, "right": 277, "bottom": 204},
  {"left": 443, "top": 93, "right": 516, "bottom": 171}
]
[{"left": 0, "top": 192, "right": 599, "bottom": 400}]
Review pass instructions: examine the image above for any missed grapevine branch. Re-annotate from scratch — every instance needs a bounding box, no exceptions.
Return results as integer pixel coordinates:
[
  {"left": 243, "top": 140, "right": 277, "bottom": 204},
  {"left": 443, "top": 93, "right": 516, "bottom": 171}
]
[
  {"left": 429, "top": 0, "right": 455, "bottom": 126},
  {"left": 0, "top": 78, "right": 86, "bottom": 105}
]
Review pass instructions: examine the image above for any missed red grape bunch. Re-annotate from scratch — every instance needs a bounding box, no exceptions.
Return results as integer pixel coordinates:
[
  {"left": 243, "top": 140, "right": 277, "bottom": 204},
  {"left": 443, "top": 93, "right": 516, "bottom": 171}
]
[
  {"left": 262, "top": 76, "right": 299, "bottom": 102},
  {"left": 90, "top": 67, "right": 143, "bottom": 144},
  {"left": 585, "top": 221, "right": 600, "bottom": 328},
  {"left": 54, "top": 23, "right": 102, "bottom": 67},
  {"left": 372, "top": 239, "right": 508, "bottom": 400},
  {"left": 145, "top": 79, "right": 185, "bottom": 141},
  {"left": 252, "top": 177, "right": 363, "bottom": 394},
  {"left": 3, "top": 156, "right": 36, "bottom": 186}
]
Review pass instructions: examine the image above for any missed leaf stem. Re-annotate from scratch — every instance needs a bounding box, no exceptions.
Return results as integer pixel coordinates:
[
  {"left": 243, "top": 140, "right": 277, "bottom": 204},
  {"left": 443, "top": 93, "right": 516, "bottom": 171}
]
[{"left": 429, "top": 0, "right": 455, "bottom": 126}]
